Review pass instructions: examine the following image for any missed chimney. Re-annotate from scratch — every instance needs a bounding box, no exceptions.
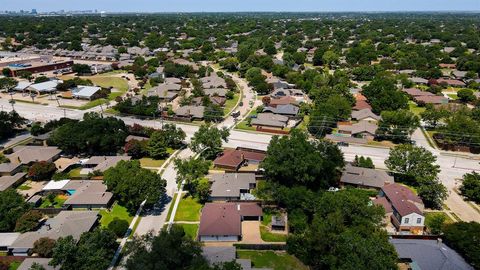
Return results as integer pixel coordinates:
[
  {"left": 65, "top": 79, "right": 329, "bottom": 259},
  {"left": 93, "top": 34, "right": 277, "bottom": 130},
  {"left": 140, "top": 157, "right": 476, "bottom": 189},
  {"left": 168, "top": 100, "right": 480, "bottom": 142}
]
[
  {"left": 237, "top": 204, "right": 240, "bottom": 211},
  {"left": 437, "top": 238, "right": 442, "bottom": 245}
]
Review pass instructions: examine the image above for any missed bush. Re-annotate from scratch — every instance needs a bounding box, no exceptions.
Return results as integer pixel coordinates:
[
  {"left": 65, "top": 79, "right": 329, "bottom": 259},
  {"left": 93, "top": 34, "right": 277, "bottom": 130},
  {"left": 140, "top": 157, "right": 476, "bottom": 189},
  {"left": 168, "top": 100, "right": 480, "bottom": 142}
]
[
  {"left": 33, "top": 237, "right": 56, "bottom": 257},
  {"left": 28, "top": 161, "right": 57, "bottom": 181},
  {"left": 15, "top": 210, "right": 43, "bottom": 233},
  {"left": 108, "top": 218, "right": 129, "bottom": 237}
]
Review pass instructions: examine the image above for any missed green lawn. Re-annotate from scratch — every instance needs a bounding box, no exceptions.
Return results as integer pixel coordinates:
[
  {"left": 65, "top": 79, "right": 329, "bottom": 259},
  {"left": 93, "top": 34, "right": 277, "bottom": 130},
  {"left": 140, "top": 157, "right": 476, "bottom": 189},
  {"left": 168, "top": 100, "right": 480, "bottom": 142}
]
[
  {"left": 68, "top": 168, "right": 84, "bottom": 178},
  {"left": 139, "top": 158, "right": 166, "bottom": 168},
  {"left": 174, "top": 195, "right": 203, "bottom": 222},
  {"left": 236, "top": 250, "right": 308, "bottom": 270},
  {"left": 408, "top": 101, "right": 426, "bottom": 116},
  {"left": 260, "top": 226, "right": 288, "bottom": 242},
  {"left": 8, "top": 261, "right": 21, "bottom": 270},
  {"left": 447, "top": 93, "right": 459, "bottom": 100},
  {"left": 17, "top": 184, "right": 31, "bottom": 190},
  {"left": 99, "top": 203, "right": 133, "bottom": 227},
  {"left": 179, "top": 223, "right": 199, "bottom": 239},
  {"left": 224, "top": 93, "right": 240, "bottom": 116},
  {"left": 425, "top": 212, "right": 453, "bottom": 225},
  {"left": 39, "top": 195, "right": 67, "bottom": 208}
]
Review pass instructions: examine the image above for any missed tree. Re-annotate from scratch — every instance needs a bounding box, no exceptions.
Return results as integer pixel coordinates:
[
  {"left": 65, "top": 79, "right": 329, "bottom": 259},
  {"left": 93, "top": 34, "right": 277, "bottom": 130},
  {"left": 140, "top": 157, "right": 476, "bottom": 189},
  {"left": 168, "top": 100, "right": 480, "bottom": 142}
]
[
  {"left": 104, "top": 160, "right": 166, "bottom": 213},
  {"left": 459, "top": 172, "right": 480, "bottom": 203},
  {"left": 50, "top": 229, "right": 118, "bottom": 270},
  {"left": 0, "top": 111, "right": 26, "bottom": 140},
  {"left": 0, "top": 77, "right": 17, "bottom": 91},
  {"left": 261, "top": 130, "right": 344, "bottom": 190},
  {"left": 2, "top": 68, "right": 11, "bottom": 77},
  {"left": 161, "top": 123, "right": 186, "bottom": 149},
  {"left": 124, "top": 225, "right": 211, "bottom": 270},
  {"left": 425, "top": 213, "right": 446, "bottom": 235},
  {"left": 15, "top": 210, "right": 43, "bottom": 233},
  {"left": 196, "top": 179, "right": 212, "bottom": 204},
  {"left": 385, "top": 144, "right": 447, "bottom": 209},
  {"left": 174, "top": 157, "right": 211, "bottom": 195},
  {"left": 287, "top": 190, "right": 397, "bottom": 270},
  {"left": 190, "top": 124, "right": 229, "bottom": 159},
  {"left": 108, "top": 218, "right": 129, "bottom": 237},
  {"left": 72, "top": 64, "right": 92, "bottom": 75},
  {"left": 28, "top": 161, "right": 57, "bottom": 181},
  {"left": 124, "top": 139, "right": 148, "bottom": 159},
  {"left": 322, "top": 50, "right": 339, "bottom": 67},
  {"left": 420, "top": 105, "right": 449, "bottom": 128},
  {"left": 457, "top": 89, "right": 476, "bottom": 103},
  {"left": 353, "top": 155, "right": 375, "bottom": 169},
  {"left": 362, "top": 74, "right": 408, "bottom": 114},
  {"left": 204, "top": 104, "right": 224, "bottom": 123},
  {"left": 50, "top": 113, "right": 127, "bottom": 155},
  {"left": 0, "top": 189, "right": 30, "bottom": 232},
  {"left": 148, "top": 131, "right": 168, "bottom": 159},
  {"left": 442, "top": 222, "right": 480, "bottom": 268},
  {"left": 264, "top": 40, "right": 277, "bottom": 55},
  {"left": 376, "top": 110, "right": 420, "bottom": 143},
  {"left": 34, "top": 76, "right": 50, "bottom": 84},
  {"left": 33, "top": 237, "right": 56, "bottom": 257},
  {"left": 308, "top": 95, "right": 352, "bottom": 137}
]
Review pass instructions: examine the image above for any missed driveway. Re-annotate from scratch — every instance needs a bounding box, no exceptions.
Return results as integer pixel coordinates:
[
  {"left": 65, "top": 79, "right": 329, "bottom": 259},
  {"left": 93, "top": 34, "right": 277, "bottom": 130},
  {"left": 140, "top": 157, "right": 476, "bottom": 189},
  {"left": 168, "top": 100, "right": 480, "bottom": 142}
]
[{"left": 241, "top": 221, "right": 263, "bottom": 244}]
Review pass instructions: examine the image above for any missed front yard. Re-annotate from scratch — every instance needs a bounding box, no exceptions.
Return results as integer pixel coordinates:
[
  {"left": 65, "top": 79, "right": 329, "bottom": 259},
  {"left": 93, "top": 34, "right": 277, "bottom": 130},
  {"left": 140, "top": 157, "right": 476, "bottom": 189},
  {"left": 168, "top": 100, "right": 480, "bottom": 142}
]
[
  {"left": 99, "top": 203, "right": 133, "bottom": 227},
  {"left": 236, "top": 250, "right": 308, "bottom": 270},
  {"left": 178, "top": 223, "right": 199, "bottom": 239},
  {"left": 174, "top": 195, "right": 203, "bottom": 222}
]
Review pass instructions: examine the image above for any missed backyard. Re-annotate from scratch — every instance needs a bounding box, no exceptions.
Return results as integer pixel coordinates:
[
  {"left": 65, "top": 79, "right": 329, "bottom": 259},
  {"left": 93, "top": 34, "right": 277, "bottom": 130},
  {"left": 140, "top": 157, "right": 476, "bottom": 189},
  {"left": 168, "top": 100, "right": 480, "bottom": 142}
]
[
  {"left": 99, "top": 203, "right": 133, "bottom": 227},
  {"left": 174, "top": 195, "right": 203, "bottom": 222},
  {"left": 236, "top": 250, "right": 308, "bottom": 270},
  {"left": 39, "top": 194, "right": 68, "bottom": 208}
]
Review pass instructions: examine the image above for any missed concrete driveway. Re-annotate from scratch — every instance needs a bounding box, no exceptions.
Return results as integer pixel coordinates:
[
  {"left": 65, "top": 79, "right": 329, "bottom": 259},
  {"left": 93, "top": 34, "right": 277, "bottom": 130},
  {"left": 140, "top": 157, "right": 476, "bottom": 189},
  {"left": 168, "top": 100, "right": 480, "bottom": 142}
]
[{"left": 241, "top": 221, "right": 263, "bottom": 244}]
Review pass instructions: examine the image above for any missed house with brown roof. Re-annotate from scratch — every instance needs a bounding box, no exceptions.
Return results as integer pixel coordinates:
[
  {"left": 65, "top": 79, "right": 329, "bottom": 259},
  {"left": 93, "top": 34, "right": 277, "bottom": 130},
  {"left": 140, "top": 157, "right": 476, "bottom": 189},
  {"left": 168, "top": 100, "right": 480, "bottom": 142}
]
[
  {"left": 198, "top": 202, "right": 262, "bottom": 242},
  {"left": 374, "top": 183, "right": 425, "bottom": 234},
  {"left": 353, "top": 99, "right": 372, "bottom": 111},
  {"left": 414, "top": 95, "right": 449, "bottom": 105},
  {"left": 402, "top": 88, "right": 435, "bottom": 98},
  {"left": 338, "top": 121, "right": 378, "bottom": 140},
  {"left": 437, "top": 78, "right": 466, "bottom": 87},
  {"left": 213, "top": 148, "right": 266, "bottom": 171},
  {"left": 340, "top": 164, "right": 394, "bottom": 189}
]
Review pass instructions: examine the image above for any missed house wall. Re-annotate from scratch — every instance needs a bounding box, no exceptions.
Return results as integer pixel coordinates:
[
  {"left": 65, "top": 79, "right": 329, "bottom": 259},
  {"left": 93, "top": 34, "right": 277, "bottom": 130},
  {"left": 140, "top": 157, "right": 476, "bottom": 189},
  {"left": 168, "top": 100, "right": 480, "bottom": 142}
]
[
  {"left": 401, "top": 213, "right": 424, "bottom": 227},
  {"left": 199, "top": 235, "right": 239, "bottom": 242}
]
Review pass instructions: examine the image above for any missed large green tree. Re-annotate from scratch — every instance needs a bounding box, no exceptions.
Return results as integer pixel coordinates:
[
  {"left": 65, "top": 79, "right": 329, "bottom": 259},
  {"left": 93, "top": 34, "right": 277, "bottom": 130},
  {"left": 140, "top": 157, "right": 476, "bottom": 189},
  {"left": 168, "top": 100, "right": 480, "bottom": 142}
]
[
  {"left": 261, "top": 130, "right": 344, "bottom": 190},
  {"left": 104, "top": 160, "right": 166, "bottom": 213},
  {"left": 190, "top": 124, "right": 229, "bottom": 159},
  {"left": 362, "top": 74, "right": 408, "bottom": 114},
  {"left": 459, "top": 172, "right": 480, "bottom": 203},
  {"left": 376, "top": 110, "right": 420, "bottom": 143},
  {"left": 0, "top": 111, "right": 26, "bottom": 140},
  {"left": 174, "top": 157, "right": 211, "bottom": 195},
  {"left": 0, "top": 189, "right": 30, "bottom": 232},
  {"left": 442, "top": 222, "right": 480, "bottom": 269}
]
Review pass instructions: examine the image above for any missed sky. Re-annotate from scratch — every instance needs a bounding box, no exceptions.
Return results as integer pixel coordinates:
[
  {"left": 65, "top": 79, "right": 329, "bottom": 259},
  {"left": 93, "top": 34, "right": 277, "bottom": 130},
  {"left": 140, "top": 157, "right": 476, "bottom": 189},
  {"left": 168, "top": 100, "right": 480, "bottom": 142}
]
[{"left": 2, "top": 0, "right": 480, "bottom": 13}]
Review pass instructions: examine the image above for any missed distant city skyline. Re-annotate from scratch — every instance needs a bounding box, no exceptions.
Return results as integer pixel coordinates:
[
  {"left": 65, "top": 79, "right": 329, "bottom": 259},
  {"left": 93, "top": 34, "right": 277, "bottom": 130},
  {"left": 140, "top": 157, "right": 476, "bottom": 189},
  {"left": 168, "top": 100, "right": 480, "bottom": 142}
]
[{"left": 2, "top": 0, "right": 480, "bottom": 13}]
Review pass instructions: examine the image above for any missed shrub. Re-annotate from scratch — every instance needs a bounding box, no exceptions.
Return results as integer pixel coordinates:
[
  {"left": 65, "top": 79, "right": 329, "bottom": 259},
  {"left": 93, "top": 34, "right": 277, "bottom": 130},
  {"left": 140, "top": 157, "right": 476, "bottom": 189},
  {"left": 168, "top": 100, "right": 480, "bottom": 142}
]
[{"left": 108, "top": 218, "right": 129, "bottom": 237}]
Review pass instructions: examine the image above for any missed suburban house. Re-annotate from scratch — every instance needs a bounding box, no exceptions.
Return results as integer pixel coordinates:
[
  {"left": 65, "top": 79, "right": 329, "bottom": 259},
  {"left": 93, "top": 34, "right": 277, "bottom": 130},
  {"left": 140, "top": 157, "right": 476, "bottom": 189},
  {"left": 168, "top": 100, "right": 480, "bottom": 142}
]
[
  {"left": 353, "top": 94, "right": 372, "bottom": 111},
  {"left": 204, "top": 88, "right": 228, "bottom": 97},
  {"left": 192, "top": 95, "right": 227, "bottom": 107},
  {"left": 146, "top": 86, "right": 178, "bottom": 102},
  {"left": 6, "top": 146, "right": 62, "bottom": 165},
  {"left": 409, "top": 77, "right": 429, "bottom": 85},
  {"left": 213, "top": 148, "right": 266, "bottom": 171},
  {"left": 340, "top": 164, "right": 394, "bottom": 189},
  {"left": 9, "top": 211, "right": 99, "bottom": 256},
  {"left": 437, "top": 78, "right": 466, "bottom": 87},
  {"left": 374, "top": 183, "right": 425, "bottom": 234},
  {"left": 338, "top": 121, "right": 378, "bottom": 140},
  {"left": 263, "top": 104, "right": 299, "bottom": 117},
  {"left": 351, "top": 109, "right": 381, "bottom": 122},
  {"left": 415, "top": 95, "right": 449, "bottom": 105},
  {"left": 251, "top": 113, "right": 289, "bottom": 129},
  {"left": 81, "top": 156, "right": 131, "bottom": 174},
  {"left": 198, "top": 202, "right": 262, "bottom": 242},
  {"left": 265, "top": 96, "right": 297, "bottom": 108},
  {"left": 208, "top": 173, "right": 257, "bottom": 201},
  {"left": 402, "top": 88, "right": 434, "bottom": 98},
  {"left": 201, "top": 75, "right": 227, "bottom": 89},
  {"left": 0, "top": 173, "right": 27, "bottom": 191},
  {"left": 0, "top": 162, "right": 23, "bottom": 176},
  {"left": 174, "top": 105, "right": 205, "bottom": 120},
  {"left": 0, "top": 233, "right": 20, "bottom": 253},
  {"left": 41, "top": 180, "right": 114, "bottom": 209},
  {"left": 71, "top": 85, "right": 102, "bottom": 100},
  {"left": 390, "top": 239, "right": 473, "bottom": 270}
]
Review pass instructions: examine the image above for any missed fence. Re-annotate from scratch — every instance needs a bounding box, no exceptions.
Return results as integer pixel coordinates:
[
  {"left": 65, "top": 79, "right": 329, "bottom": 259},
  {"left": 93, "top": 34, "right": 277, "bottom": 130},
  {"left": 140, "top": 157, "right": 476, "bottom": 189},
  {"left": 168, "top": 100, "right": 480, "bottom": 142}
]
[{"left": 234, "top": 243, "right": 287, "bottom": 250}]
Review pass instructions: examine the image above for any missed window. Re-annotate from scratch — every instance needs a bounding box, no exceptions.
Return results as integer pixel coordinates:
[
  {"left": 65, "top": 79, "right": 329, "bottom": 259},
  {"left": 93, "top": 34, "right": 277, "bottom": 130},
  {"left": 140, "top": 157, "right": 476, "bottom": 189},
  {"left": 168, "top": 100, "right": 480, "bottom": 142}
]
[
  {"left": 417, "top": 218, "right": 422, "bottom": 224},
  {"left": 404, "top": 218, "right": 409, "bottom": 224}
]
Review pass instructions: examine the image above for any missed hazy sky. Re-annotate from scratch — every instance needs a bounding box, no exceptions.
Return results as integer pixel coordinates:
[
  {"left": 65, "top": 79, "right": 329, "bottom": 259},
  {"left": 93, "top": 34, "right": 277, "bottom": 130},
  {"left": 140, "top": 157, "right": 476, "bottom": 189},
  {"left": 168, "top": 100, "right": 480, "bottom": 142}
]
[{"left": 2, "top": 0, "right": 480, "bottom": 12}]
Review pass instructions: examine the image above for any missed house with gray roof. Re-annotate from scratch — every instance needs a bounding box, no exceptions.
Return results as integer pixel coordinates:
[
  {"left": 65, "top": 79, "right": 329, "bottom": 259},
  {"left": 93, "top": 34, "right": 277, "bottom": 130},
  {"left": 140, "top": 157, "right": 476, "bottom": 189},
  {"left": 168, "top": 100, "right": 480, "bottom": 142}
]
[
  {"left": 263, "top": 104, "right": 299, "bottom": 117},
  {"left": 0, "top": 233, "right": 20, "bottom": 252},
  {"left": 174, "top": 105, "right": 205, "bottom": 120},
  {"left": 204, "top": 88, "right": 228, "bottom": 97},
  {"left": 18, "top": 258, "right": 58, "bottom": 270},
  {"left": 13, "top": 81, "right": 32, "bottom": 92},
  {"left": 351, "top": 109, "right": 381, "bottom": 122},
  {"left": 0, "top": 162, "right": 23, "bottom": 176},
  {"left": 338, "top": 121, "right": 378, "bottom": 140},
  {"left": 340, "top": 164, "right": 394, "bottom": 189},
  {"left": 82, "top": 156, "right": 131, "bottom": 173},
  {"left": 9, "top": 211, "right": 99, "bottom": 256},
  {"left": 0, "top": 172, "right": 27, "bottom": 191},
  {"left": 251, "top": 113, "right": 288, "bottom": 129},
  {"left": 209, "top": 173, "right": 257, "bottom": 201},
  {"left": 201, "top": 75, "right": 227, "bottom": 89},
  {"left": 390, "top": 239, "right": 473, "bottom": 270},
  {"left": 7, "top": 146, "right": 61, "bottom": 165},
  {"left": 146, "top": 86, "right": 178, "bottom": 101},
  {"left": 409, "top": 77, "right": 429, "bottom": 85},
  {"left": 63, "top": 180, "right": 113, "bottom": 209}
]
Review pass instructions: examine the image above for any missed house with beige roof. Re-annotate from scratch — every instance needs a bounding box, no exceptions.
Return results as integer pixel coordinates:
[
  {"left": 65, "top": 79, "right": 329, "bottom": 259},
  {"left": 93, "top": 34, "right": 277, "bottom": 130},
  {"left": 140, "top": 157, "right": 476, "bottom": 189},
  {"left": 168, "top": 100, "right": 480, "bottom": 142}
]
[{"left": 7, "top": 146, "right": 62, "bottom": 165}]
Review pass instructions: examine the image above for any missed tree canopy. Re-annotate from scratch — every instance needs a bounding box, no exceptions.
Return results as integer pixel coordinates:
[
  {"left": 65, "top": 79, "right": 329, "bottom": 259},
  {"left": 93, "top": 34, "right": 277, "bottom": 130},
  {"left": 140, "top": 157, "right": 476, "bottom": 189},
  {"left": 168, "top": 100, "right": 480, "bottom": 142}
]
[
  {"left": 190, "top": 124, "right": 229, "bottom": 159},
  {"left": 0, "top": 189, "right": 30, "bottom": 232}
]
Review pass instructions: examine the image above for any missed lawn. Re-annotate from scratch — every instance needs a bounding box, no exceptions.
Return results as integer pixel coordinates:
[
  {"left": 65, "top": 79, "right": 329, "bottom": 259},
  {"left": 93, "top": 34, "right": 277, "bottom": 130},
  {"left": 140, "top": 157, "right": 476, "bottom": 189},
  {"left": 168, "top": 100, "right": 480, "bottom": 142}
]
[
  {"left": 8, "top": 261, "right": 21, "bottom": 270},
  {"left": 236, "top": 109, "right": 259, "bottom": 131},
  {"left": 17, "top": 184, "right": 31, "bottom": 190},
  {"left": 139, "top": 158, "right": 166, "bottom": 168},
  {"left": 68, "top": 167, "right": 84, "bottom": 178},
  {"left": 260, "top": 226, "right": 288, "bottom": 242},
  {"left": 99, "top": 203, "right": 134, "bottom": 227},
  {"left": 447, "top": 93, "right": 459, "bottom": 100},
  {"left": 425, "top": 212, "right": 454, "bottom": 225},
  {"left": 224, "top": 93, "right": 240, "bottom": 116},
  {"left": 408, "top": 101, "right": 426, "bottom": 116},
  {"left": 39, "top": 195, "right": 68, "bottom": 208},
  {"left": 174, "top": 195, "right": 203, "bottom": 222},
  {"left": 178, "top": 223, "right": 199, "bottom": 239},
  {"left": 236, "top": 250, "right": 308, "bottom": 270}
]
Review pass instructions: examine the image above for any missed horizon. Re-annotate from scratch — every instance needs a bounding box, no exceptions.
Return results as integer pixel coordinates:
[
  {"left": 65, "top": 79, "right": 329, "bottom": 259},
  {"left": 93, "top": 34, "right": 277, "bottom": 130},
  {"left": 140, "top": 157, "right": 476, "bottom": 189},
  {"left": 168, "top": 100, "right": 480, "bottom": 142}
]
[{"left": 3, "top": 0, "right": 480, "bottom": 13}]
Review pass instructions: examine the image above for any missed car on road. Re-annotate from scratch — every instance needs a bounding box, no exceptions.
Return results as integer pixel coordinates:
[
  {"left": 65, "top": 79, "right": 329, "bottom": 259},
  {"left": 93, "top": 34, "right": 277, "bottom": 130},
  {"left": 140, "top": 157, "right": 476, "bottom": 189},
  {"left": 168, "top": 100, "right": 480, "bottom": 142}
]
[
  {"left": 232, "top": 111, "right": 240, "bottom": 118},
  {"left": 336, "top": 141, "right": 349, "bottom": 147}
]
